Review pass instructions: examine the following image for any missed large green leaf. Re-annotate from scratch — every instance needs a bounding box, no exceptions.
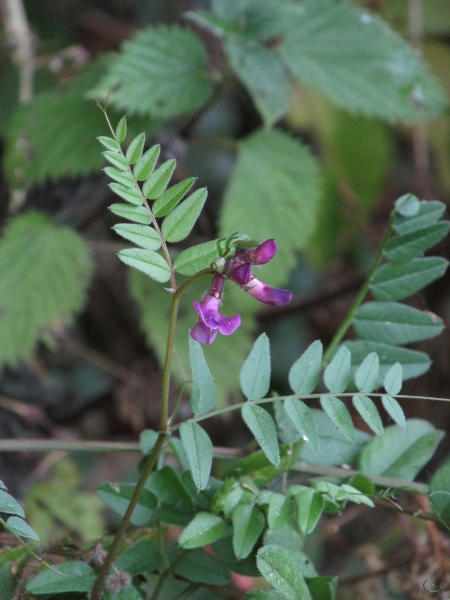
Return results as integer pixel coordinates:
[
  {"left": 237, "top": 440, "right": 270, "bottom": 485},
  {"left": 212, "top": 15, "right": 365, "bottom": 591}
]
[
  {"left": 95, "top": 26, "right": 214, "bottom": 118},
  {"left": 257, "top": 545, "right": 312, "bottom": 600},
  {"left": 359, "top": 419, "right": 444, "bottom": 481},
  {"left": 179, "top": 512, "right": 231, "bottom": 549},
  {"left": 354, "top": 301, "right": 444, "bottom": 345},
  {"left": 220, "top": 129, "right": 321, "bottom": 286},
  {"left": 0, "top": 212, "right": 93, "bottom": 367},
  {"left": 278, "top": 0, "right": 446, "bottom": 121},
  {"left": 161, "top": 188, "right": 208, "bottom": 243},
  {"left": 26, "top": 561, "right": 95, "bottom": 594},
  {"left": 173, "top": 239, "right": 222, "bottom": 276}
]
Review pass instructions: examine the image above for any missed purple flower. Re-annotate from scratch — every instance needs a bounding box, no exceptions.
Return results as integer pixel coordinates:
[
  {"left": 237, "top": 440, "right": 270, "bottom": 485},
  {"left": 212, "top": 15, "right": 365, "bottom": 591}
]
[
  {"left": 190, "top": 275, "right": 241, "bottom": 345},
  {"left": 240, "top": 276, "right": 293, "bottom": 306}
]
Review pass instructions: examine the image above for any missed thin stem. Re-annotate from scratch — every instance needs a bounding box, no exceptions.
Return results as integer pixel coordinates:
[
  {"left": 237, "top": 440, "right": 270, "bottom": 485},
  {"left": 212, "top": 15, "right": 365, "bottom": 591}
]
[
  {"left": 322, "top": 211, "right": 396, "bottom": 365},
  {"left": 90, "top": 432, "right": 166, "bottom": 600},
  {"left": 149, "top": 550, "right": 190, "bottom": 600}
]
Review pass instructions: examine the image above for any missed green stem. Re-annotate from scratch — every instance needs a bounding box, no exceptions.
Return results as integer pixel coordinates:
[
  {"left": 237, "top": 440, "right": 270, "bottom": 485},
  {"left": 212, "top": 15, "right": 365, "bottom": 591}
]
[
  {"left": 90, "top": 432, "right": 166, "bottom": 600},
  {"left": 322, "top": 211, "right": 396, "bottom": 365}
]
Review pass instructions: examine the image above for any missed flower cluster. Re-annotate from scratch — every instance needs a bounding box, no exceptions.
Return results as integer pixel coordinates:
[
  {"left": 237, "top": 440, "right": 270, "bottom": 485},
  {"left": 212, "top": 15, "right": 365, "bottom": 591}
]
[{"left": 190, "top": 239, "right": 292, "bottom": 344}]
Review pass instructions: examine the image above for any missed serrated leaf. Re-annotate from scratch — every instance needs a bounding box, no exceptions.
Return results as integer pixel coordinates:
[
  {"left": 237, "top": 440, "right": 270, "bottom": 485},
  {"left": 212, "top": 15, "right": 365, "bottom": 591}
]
[
  {"left": 115, "top": 540, "right": 161, "bottom": 577},
  {"left": 354, "top": 352, "right": 379, "bottom": 393},
  {"left": 295, "top": 487, "right": 325, "bottom": 534},
  {"left": 126, "top": 132, "right": 145, "bottom": 164},
  {"left": 371, "top": 257, "right": 448, "bottom": 301},
  {"left": 220, "top": 130, "right": 321, "bottom": 286},
  {"left": 142, "top": 159, "right": 176, "bottom": 200},
  {"left": 354, "top": 302, "right": 444, "bottom": 345},
  {"left": 104, "top": 166, "right": 136, "bottom": 187},
  {"left": 109, "top": 182, "right": 142, "bottom": 206},
  {"left": 161, "top": 187, "right": 208, "bottom": 243},
  {"left": 96, "top": 25, "right": 214, "bottom": 118},
  {"left": 97, "top": 135, "right": 120, "bottom": 151},
  {"left": 116, "top": 116, "right": 127, "bottom": 142},
  {"left": 118, "top": 249, "right": 170, "bottom": 282},
  {"left": 241, "top": 404, "right": 280, "bottom": 467},
  {"left": 267, "top": 494, "right": 294, "bottom": 531},
  {"left": 395, "top": 193, "right": 421, "bottom": 217},
  {"left": 323, "top": 346, "right": 351, "bottom": 393},
  {"left": 320, "top": 396, "right": 355, "bottom": 442},
  {"left": 257, "top": 545, "right": 312, "bottom": 600},
  {"left": 393, "top": 200, "right": 446, "bottom": 234},
  {"left": 381, "top": 395, "right": 406, "bottom": 428},
  {"left": 133, "top": 145, "right": 160, "bottom": 181},
  {"left": 0, "top": 212, "right": 93, "bottom": 367},
  {"left": 180, "top": 421, "right": 213, "bottom": 491},
  {"left": 112, "top": 224, "right": 161, "bottom": 250},
  {"left": 173, "top": 239, "right": 222, "bottom": 276},
  {"left": 189, "top": 337, "right": 216, "bottom": 415},
  {"left": 97, "top": 482, "right": 157, "bottom": 526},
  {"left": 359, "top": 419, "right": 444, "bottom": 480},
  {"left": 343, "top": 340, "right": 431, "bottom": 381},
  {"left": 288, "top": 340, "right": 322, "bottom": 394},
  {"left": 4, "top": 59, "right": 111, "bottom": 186},
  {"left": 110, "top": 203, "right": 151, "bottom": 224},
  {"left": 352, "top": 394, "right": 384, "bottom": 436},
  {"left": 283, "top": 397, "right": 319, "bottom": 451},
  {"left": 6, "top": 516, "right": 39, "bottom": 541},
  {"left": 240, "top": 334, "right": 271, "bottom": 400},
  {"left": 103, "top": 150, "right": 129, "bottom": 170},
  {"left": 0, "top": 490, "right": 24, "bottom": 517},
  {"left": 179, "top": 512, "right": 231, "bottom": 549},
  {"left": 385, "top": 222, "right": 450, "bottom": 263},
  {"left": 279, "top": 0, "right": 446, "bottom": 121},
  {"left": 232, "top": 504, "right": 265, "bottom": 560},
  {"left": 26, "top": 561, "right": 95, "bottom": 595},
  {"left": 225, "top": 38, "right": 289, "bottom": 127},
  {"left": 384, "top": 362, "right": 403, "bottom": 395},
  {"left": 153, "top": 177, "right": 196, "bottom": 217},
  {"left": 429, "top": 461, "right": 450, "bottom": 521}
]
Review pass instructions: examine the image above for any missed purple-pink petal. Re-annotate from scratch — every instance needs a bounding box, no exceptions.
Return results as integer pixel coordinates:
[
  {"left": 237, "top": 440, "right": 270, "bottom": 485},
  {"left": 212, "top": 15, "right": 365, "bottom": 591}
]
[
  {"left": 218, "top": 312, "right": 241, "bottom": 335},
  {"left": 243, "top": 277, "right": 293, "bottom": 306},
  {"left": 229, "top": 262, "right": 253, "bottom": 285},
  {"left": 191, "top": 281, "right": 241, "bottom": 344},
  {"left": 190, "top": 321, "right": 218, "bottom": 345},
  {"left": 250, "top": 239, "right": 277, "bottom": 264}
]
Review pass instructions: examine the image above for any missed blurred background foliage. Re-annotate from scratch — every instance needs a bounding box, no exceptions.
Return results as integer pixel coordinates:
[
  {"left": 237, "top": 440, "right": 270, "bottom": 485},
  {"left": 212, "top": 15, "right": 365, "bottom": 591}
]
[{"left": 0, "top": 0, "right": 449, "bottom": 597}]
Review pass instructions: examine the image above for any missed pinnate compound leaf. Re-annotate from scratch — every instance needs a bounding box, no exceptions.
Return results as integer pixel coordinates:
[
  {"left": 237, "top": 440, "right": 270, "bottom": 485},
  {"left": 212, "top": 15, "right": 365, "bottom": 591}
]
[
  {"left": 240, "top": 333, "right": 271, "bottom": 400},
  {"left": 385, "top": 222, "right": 450, "bottom": 264},
  {"left": 343, "top": 340, "right": 430, "bottom": 382},
  {"left": 0, "top": 490, "right": 24, "bottom": 517},
  {"left": 352, "top": 394, "right": 384, "bottom": 436},
  {"left": 110, "top": 203, "right": 151, "bottom": 224},
  {"left": 225, "top": 38, "right": 289, "bottom": 127},
  {"left": 26, "top": 561, "right": 95, "bottom": 594},
  {"left": 116, "top": 116, "right": 127, "bottom": 142},
  {"left": 283, "top": 397, "right": 319, "bottom": 451},
  {"left": 126, "top": 132, "right": 145, "bottom": 164},
  {"left": 97, "top": 135, "right": 120, "bottom": 152},
  {"left": 381, "top": 396, "right": 406, "bottom": 429},
  {"left": 384, "top": 363, "right": 403, "bottom": 395},
  {"left": 97, "top": 482, "right": 156, "bottom": 526},
  {"left": 0, "top": 212, "right": 93, "bottom": 367},
  {"left": 189, "top": 337, "right": 216, "bottom": 415},
  {"left": 242, "top": 404, "right": 280, "bottom": 467},
  {"left": 133, "top": 145, "right": 160, "bottom": 181},
  {"left": 257, "top": 545, "right": 312, "bottom": 600},
  {"left": 354, "top": 302, "right": 444, "bottom": 345},
  {"left": 118, "top": 249, "right": 170, "bottom": 282},
  {"left": 220, "top": 130, "right": 321, "bottom": 286},
  {"left": 104, "top": 166, "right": 136, "bottom": 187},
  {"left": 354, "top": 352, "right": 379, "bottom": 393},
  {"left": 142, "top": 159, "right": 176, "bottom": 200},
  {"left": 320, "top": 396, "right": 355, "bottom": 442},
  {"left": 323, "top": 346, "right": 351, "bottom": 393},
  {"left": 371, "top": 257, "right": 448, "bottom": 301},
  {"left": 232, "top": 504, "right": 265, "bottom": 560},
  {"left": 103, "top": 150, "right": 129, "bottom": 170},
  {"left": 180, "top": 421, "right": 213, "bottom": 491},
  {"left": 394, "top": 200, "right": 446, "bottom": 235},
  {"left": 173, "top": 239, "right": 222, "bottom": 276},
  {"left": 153, "top": 177, "right": 196, "bottom": 217},
  {"left": 109, "top": 182, "right": 142, "bottom": 205},
  {"left": 180, "top": 513, "right": 231, "bottom": 549},
  {"left": 96, "top": 26, "right": 214, "bottom": 118},
  {"left": 359, "top": 419, "right": 444, "bottom": 480},
  {"left": 112, "top": 224, "right": 161, "bottom": 250},
  {"left": 429, "top": 461, "right": 450, "bottom": 521},
  {"left": 278, "top": 0, "right": 446, "bottom": 121},
  {"left": 6, "top": 516, "right": 39, "bottom": 541},
  {"left": 288, "top": 340, "right": 322, "bottom": 394},
  {"left": 161, "top": 188, "right": 208, "bottom": 243}
]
